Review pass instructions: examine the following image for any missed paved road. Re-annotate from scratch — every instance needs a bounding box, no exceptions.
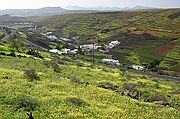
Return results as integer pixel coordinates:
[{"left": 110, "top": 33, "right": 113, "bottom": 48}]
[
  {"left": 120, "top": 68, "right": 180, "bottom": 82},
  {"left": 13, "top": 30, "right": 48, "bottom": 52}
]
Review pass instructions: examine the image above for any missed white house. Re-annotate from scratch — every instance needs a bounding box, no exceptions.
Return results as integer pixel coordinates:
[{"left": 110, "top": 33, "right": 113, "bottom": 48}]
[
  {"left": 80, "top": 44, "right": 97, "bottom": 51},
  {"left": 102, "top": 59, "right": 121, "bottom": 66},
  {"left": 106, "top": 41, "right": 120, "bottom": 49},
  {"left": 47, "top": 35, "right": 59, "bottom": 41},
  {"left": 62, "top": 48, "right": 71, "bottom": 54},
  {"left": 49, "top": 49, "right": 62, "bottom": 54},
  {"left": 60, "top": 38, "right": 71, "bottom": 42},
  {"left": 46, "top": 32, "right": 53, "bottom": 35},
  {"left": 131, "top": 65, "right": 144, "bottom": 70},
  {"left": 62, "top": 48, "right": 78, "bottom": 55}
]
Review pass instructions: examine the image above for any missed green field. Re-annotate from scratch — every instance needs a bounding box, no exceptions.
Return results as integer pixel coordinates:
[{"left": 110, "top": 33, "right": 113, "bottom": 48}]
[
  {"left": 0, "top": 52, "right": 180, "bottom": 118},
  {"left": 37, "top": 8, "right": 180, "bottom": 69}
]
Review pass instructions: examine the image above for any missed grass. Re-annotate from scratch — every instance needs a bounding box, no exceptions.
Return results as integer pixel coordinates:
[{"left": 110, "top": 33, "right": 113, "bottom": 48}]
[
  {"left": 0, "top": 54, "right": 180, "bottom": 118},
  {"left": 159, "top": 44, "right": 180, "bottom": 71}
]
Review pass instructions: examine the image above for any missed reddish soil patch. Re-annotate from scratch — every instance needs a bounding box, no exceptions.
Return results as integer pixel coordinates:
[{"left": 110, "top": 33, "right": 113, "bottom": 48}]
[
  {"left": 132, "top": 28, "right": 180, "bottom": 38},
  {"left": 159, "top": 70, "right": 180, "bottom": 75},
  {"left": 154, "top": 41, "right": 180, "bottom": 56}
]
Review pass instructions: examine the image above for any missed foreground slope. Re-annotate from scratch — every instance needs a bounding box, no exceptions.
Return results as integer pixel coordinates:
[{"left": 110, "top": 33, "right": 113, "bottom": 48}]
[{"left": 0, "top": 52, "right": 179, "bottom": 118}]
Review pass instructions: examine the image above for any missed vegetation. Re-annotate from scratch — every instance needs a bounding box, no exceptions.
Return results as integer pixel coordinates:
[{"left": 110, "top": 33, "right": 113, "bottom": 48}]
[
  {"left": 0, "top": 8, "right": 179, "bottom": 118},
  {"left": 0, "top": 52, "right": 179, "bottom": 118},
  {"left": 38, "top": 8, "right": 180, "bottom": 70}
]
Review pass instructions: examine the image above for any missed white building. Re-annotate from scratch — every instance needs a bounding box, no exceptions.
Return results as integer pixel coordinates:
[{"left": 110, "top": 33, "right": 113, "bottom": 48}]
[
  {"left": 62, "top": 48, "right": 71, "bottom": 54},
  {"left": 80, "top": 44, "right": 97, "bottom": 51},
  {"left": 131, "top": 65, "right": 144, "bottom": 70},
  {"left": 49, "top": 49, "right": 62, "bottom": 54},
  {"left": 61, "top": 38, "right": 71, "bottom": 42},
  {"left": 106, "top": 41, "right": 120, "bottom": 49},
  {"left": 62, "top": 49, "right": 78, "bottom": 55},
  {"left": 47, "top": 35, "right": 58, "bottom": 41},
  {"left": 46, "top": 32, "right": 53, "bottom": 35},
  {"left": 102, "top": 59, "right": 121, "bottom": 66}
]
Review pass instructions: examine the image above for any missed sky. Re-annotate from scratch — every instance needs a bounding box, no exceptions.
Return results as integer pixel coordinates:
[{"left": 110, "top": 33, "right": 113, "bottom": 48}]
[{"left": 0, "top": 0, "right": 180, "bottom": 10}]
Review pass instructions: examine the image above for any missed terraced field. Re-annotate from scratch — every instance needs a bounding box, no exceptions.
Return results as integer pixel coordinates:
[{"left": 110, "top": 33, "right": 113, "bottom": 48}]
[{"left": 37, "top": 8, "right": 180, "bottom": 70}]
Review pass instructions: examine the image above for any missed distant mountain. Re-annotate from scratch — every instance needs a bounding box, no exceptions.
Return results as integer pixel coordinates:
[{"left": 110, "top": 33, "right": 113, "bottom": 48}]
[
  {"left": 0, "top": 7, "right": 67, "bottom": 16},
  {"left": 0, "top": 7, "right": 98, "bottom": 17},
  {"left": 65, "top": 6, "right": 156, "bottom": 11}
]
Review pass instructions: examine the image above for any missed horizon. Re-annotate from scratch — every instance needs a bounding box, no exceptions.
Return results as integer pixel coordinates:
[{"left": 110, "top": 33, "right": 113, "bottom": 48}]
[{"left": 0, "top": 0, "right": 180, "bottom": 10}]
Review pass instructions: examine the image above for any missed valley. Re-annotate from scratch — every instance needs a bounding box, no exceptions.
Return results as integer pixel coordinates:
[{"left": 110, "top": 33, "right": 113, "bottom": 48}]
[{"left": 0, "top": 7, "right": 180, "bottom": 119}]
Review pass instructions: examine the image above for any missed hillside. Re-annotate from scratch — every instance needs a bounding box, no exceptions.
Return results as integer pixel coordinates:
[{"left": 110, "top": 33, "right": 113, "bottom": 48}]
[
  {"left": 0, "top": 15, "right": 28, "bottom": 25},
  {"left": 0, "top": 16, "right": 180, "bottom": 118},
  {"left": 38, "top": 8, "right": 180, "bottom": 71},
  {"left": 0, "top": 43, "right": 179, "bottom": 118}
]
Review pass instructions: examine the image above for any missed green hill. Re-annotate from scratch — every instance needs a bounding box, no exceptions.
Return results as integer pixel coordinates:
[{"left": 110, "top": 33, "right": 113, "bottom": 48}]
[
  {"left": 38, "top": 8, "right": 180, "bottom": 70},
  {"left": 0, "top": 15, "right": 28, "bottom": 25}
]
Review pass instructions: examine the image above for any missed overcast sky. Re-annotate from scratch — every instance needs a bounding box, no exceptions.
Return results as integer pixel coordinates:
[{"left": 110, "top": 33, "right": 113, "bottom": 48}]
[{"left": 0, "top": 0, "right": 180, "bottom": 10}]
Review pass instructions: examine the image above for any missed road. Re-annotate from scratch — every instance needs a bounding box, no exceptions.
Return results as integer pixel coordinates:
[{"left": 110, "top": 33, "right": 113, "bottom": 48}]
[
  {"left": 13, "top": 30, "right": 48, "bottom": 52},
  {"left": 120, "top": 68, "right": 180, "bottom": 82}
]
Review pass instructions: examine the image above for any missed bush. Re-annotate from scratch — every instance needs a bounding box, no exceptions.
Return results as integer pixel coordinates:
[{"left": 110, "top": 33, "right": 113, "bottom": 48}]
[
  {"left": 4, "top": 95, "right": 38, "bottom": 111},
  {"left": 76, "top": 61, "right": 85, "bottom": 67},
  {"left": 124, "top": 83, "right": 137, "bottom": 91},
  {"left": 26, "top": 49, "right": 43, "bottom": 59},
  {"left": 70, "top": 76, "right": 81, "bottom": 83},
  {"left": 16, "top": 95, "right": 38, "bottom": 111},
  {"left": 66, "top": 97, "right": 89, "bottom": 106},
  {"left": 53, "top": 63, "right": 62, "bottom": 73},
  {"left": 25, "top": 69, "right": 40, "bottom": 81},
  {"left": 147, "top": 94, "right": 168, "bottom": 103}
]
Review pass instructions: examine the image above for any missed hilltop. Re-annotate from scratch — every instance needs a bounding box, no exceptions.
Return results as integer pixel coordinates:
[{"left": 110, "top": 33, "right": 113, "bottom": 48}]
[{"left": 0, "top": 7, "right": 98, "bottom": 17}]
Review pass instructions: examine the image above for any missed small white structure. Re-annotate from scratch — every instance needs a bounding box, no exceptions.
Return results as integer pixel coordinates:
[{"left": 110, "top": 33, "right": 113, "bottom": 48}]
[
  {"left": 106, "top": 41, "right": 120, "bottom": 49},
  {"left": 131, "top": 65, "right": 144, "bottom": 70},
  {"left": 49, "top": 49, "right": 62, "bottom": 54},
  {"left": 102, "top": 59, "right": 121, "bottom": 66},
  {"left": 46, "top": 32, "right": 53, "bottom": 35},
  {"left": 47, "top": 35, "right": 58, "bottom": 41},
  {"left": 80, "top": 44, "right": 97, "bottom": 51},
  {"left": 62, "top": 49, "right": 78, "bottom": 55},
  {"left": 61, "top": 38, "right": 71, "bottom": 42},
  {"left": 62, "top": 48, "right": 71, "bottom": 54}
]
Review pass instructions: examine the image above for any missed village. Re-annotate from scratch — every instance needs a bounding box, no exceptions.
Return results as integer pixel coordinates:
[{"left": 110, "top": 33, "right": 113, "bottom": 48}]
[{"left": 42, "top": 30, "right": 145, "bottom": 70}]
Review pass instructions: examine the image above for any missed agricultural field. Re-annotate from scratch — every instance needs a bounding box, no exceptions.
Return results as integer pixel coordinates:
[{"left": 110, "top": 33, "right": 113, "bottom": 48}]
[{"left": 37, "top": 8, "right": 180, "bottom": 70}]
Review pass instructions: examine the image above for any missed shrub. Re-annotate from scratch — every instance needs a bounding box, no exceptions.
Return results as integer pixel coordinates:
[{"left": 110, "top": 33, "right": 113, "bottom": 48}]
[
  {"left": 4, "top": 95, "right": 38, "bottom": 111},
  {"left": 124, "top": 83, "right": 137, "bottom": 91},
  {"left": 66, "top": 97, "right": 89, "bottom": 106},
  {"left": 43, "top": 61, "right": 52, "bottom": 68},
  {"left": 70, "top": 76, "right": 81, "bottom": 83},
  {"left": 76, "top": 61, "right": 85, "bottom": 67},
  {"left": 25, "top": 69, "right": 40, "bottom": 81},
  {"left": 147, "top": 94, "right": 168, "bottom": 103},
  {"left": 16, "top": 95, "right": 38, "bottom": 111},
  {"left": 53, "top": 63, "right": 61, "bottom": 73},
  {"left": 154, "top": 83, "right": 160, "bottom": 89}
]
